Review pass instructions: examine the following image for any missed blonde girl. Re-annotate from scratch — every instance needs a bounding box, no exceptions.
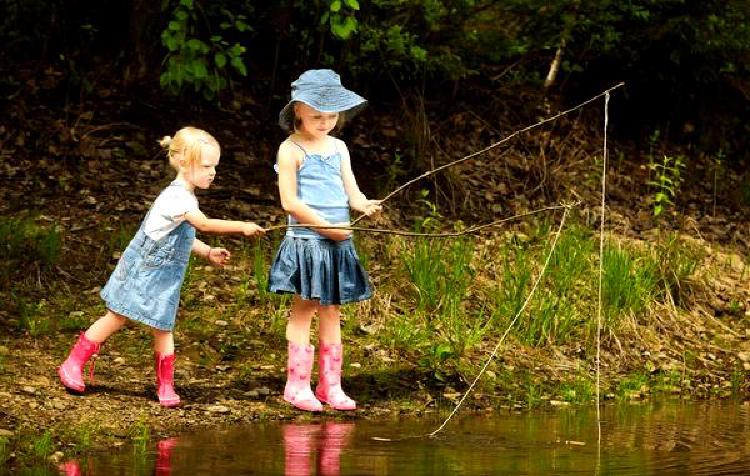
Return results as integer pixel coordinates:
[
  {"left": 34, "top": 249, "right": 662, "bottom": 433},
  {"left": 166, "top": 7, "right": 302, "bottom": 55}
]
[{"left": 58, "top": 126, "right": 264, "bottom": 407}]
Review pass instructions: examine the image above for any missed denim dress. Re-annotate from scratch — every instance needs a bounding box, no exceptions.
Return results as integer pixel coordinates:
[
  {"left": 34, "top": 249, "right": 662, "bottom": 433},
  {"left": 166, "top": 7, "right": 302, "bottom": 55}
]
[
  {"left": 268, "top": 140, "right": 373, "bottom": 305},
  {"left": 100, "top": 201, "right": 196, "bottom": 331}
]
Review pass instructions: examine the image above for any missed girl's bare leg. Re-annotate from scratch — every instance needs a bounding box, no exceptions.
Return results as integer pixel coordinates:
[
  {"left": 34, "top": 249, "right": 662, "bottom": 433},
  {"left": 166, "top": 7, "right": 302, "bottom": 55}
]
[
  {"left": 84, "top": 310, "right": 127, "bottom": 343},
  {"left": 152, "top": 329, "right": 175, "bottom": 355},
  {"left": 286, "top": 295, "right": 318, "bottom": 345},
  {"left": 318, "top": 305, "right": 341, "bottom": 345}
]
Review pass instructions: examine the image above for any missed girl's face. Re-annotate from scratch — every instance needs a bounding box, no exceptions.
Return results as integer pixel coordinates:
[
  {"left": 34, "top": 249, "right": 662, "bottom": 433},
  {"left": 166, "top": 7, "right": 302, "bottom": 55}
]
[
  {"left": 295, "top": 103, "right": 339, "bottom": 139},
  {"left": 181, "top": 144, "right": 220, "bottom": 190}
]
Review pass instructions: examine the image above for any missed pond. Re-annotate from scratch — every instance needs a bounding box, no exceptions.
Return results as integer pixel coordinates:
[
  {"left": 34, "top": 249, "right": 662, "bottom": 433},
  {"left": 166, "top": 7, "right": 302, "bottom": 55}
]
[{"left": 52, "top": 400, "right": 750, "bottom": 475}]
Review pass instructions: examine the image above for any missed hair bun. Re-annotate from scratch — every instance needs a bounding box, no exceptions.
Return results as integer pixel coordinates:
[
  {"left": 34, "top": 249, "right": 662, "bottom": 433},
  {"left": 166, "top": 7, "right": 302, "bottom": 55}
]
[{"left": 159, "top": 135, "right": 172, "bottom": 148}]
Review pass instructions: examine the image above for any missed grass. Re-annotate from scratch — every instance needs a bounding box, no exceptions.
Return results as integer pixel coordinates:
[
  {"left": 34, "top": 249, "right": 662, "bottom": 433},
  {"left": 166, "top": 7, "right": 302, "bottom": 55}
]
[
  {"left": 32, "top": 430, "right": 54, "bottom": 459},
  {"left": 128, "top": 417, "right": 150, "bottom": 453},
  {"left": 356, "top": 215, "right": 711, "bottom": 389},
  {"left": 0, "top": 216, "right": 62, "bottom": 271},
  {"left": 616, "top": 373, "right": 650, "bottom": 400},
  {"left": 0, "top": 437, "right": 8, "bottom": 467},
  {"left": 602, "top": 243, "right": 657, "bottom": 317}
]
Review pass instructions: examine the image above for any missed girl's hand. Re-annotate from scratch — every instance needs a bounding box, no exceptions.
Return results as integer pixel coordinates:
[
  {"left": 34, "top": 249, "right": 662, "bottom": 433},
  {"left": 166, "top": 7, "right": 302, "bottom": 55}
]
[
  {"left": 242, "top": 222, "right": 265, "bottom": 237},
  {"left": 318, "top": 223, "right": 352, "bottom": 241},
  {"left": 208, "top": 248, "right": 231, "bottom": 266},
  {"left": 352, "top": 198, "right": 382, "bottom": 216}
]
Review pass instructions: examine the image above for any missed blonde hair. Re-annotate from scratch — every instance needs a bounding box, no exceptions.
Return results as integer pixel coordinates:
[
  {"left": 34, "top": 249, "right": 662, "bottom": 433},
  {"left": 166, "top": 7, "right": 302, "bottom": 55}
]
[{"left": 159, "top": 127, "right": 219, "bottom": 171}]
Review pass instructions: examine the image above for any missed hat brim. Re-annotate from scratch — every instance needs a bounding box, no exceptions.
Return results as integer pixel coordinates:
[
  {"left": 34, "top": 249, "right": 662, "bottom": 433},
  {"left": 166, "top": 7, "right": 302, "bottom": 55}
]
[{"left": 278, "top": 88, "right": 367, "bottom": 131}]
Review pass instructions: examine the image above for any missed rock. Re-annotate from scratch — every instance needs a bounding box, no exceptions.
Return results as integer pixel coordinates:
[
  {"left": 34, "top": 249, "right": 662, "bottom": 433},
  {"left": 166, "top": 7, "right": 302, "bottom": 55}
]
[
  {"left": 550, "top": 400, "right": 569, "bottom": 406},
  {"left": 0, "top": 429, "right": 13, "bottom": 437},
  {"left": 214, "top": 320, "right": 228, "bottom": 326},
  {"left": 207, "top": 405, "right": 230, "bottom": 414},
  {"left": 244, "top": 390, "right": 259, "bottom": 398},
  {"left": 357, "top": 324, "right": 377, "bottom": 335},
  {"left": 52, "top": 400, "right": 68, "bottom": 411},
  {"left": 257, "top": 387, "right": 270, "bottom": 396},
  {"left": 21, "top": 386, "right": 36, "bottom": 395}
]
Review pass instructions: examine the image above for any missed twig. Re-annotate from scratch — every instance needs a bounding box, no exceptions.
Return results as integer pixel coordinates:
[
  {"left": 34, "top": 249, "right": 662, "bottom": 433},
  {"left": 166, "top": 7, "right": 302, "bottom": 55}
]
[
  {"left": 352, "top": 82, "right": 625, "bottom": 226},
  {"left": 265, "top": 202, "right": 578, "bottom": 237}
]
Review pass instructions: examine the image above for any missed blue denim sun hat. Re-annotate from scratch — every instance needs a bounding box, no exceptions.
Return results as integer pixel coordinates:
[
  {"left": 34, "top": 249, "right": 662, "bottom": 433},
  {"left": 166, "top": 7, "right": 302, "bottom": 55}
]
[{"left": 279, "top": 69, "right": 367, "bottom": 131}]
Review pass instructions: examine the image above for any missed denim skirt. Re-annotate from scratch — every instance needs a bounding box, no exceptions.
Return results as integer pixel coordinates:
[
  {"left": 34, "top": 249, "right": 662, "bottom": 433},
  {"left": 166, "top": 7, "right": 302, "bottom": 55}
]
[
  {"left": 268, "top": 236, "right": 373, "bottom": 305},
  {"left": 100, "top": 222, "right": 195, "bottom": 331}
]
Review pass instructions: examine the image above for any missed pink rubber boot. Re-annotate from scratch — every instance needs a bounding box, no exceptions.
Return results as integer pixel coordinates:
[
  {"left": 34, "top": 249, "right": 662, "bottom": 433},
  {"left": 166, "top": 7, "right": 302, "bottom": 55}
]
[
  {"left": 155, "top": 352, "right": 181, "bottom": 407},
  {"left": 283, "top": 342, "right": 323, "bottom": 412},
  {"left": 315, "top": 343, "right": 356, "bottom": 410},
  {"left": 58, "top": 332, "right": 101, "bottom": 393}
]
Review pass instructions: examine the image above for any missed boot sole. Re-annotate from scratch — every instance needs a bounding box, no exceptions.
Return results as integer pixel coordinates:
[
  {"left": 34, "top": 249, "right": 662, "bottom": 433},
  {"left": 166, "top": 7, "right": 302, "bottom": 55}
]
[
  {"left": 284, "top": 395, "right": 323, "bottom": 412},
  {"left": 315, "top": 392, "right": 356, "bottom": 410}
]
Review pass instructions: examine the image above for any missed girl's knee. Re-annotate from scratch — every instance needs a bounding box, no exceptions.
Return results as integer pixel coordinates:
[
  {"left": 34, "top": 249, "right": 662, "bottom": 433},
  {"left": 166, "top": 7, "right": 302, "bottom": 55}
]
[
  {"left": 292, "top": 298, "right": 318, "bottom": 317},
  {"left": 318, "top": 305, "right": 341, "bottom": 320},
  {"left": 105, "top": 310, "right": 127, "bottom": 324},
  {"left": 151, "top": 329, "right": 172, "bottom": 338}
]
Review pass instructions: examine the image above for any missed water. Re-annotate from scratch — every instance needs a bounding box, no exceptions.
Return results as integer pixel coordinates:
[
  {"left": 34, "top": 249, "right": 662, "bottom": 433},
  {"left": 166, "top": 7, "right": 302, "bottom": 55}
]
[{"left": 54, "top": 400, "right": 750, "bottom": 475}]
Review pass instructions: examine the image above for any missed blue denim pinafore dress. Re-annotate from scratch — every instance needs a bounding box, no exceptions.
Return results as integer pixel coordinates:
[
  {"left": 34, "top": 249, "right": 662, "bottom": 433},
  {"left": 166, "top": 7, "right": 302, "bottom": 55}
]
[
  {"left": 268, "top": 140, "right": 373, "bottom": 305},
  {"left": 100, "top": 193, "right": 196, "bottom": 331}
]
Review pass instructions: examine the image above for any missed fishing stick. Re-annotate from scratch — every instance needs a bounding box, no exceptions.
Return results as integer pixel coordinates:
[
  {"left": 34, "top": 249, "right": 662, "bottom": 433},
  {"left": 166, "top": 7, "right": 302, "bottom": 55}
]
[{"left": 351, "top": 81, "right": 625, "bottom": 226}]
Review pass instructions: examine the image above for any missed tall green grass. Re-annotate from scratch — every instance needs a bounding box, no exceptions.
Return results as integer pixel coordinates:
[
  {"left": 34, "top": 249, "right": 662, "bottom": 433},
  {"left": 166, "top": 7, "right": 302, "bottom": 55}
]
[
  {"left": 602, "top": 243, "right": 658, "bottom": 325},
  {"left": 378, "top": 216, "right": 704, "bottom": 386},
  {"left": 0, "top": 216, "right": 62, "bottom": 274}
]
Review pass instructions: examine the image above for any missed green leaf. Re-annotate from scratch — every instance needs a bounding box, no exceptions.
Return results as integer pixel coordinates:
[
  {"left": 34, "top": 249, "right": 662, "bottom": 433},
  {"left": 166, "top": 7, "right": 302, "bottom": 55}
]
[
  {"left": 331, "top": 21, "right": 348, "bottom": 39},
  {"left": 162, "top": 32, "right": 179, "bottom": 52},
  {"left": 192, "top": 60, "right": 207, "bottom": 79},
  {"left": 344, "top": 0, "right": 360, "bottom": 9},
  {"left": 231, "top": 56, "right": 247, "bottom": 76},
  {"left": 214, "top": 52, "right": 226, "bottom": 68},
  {"left": 330, "top": 0, "right": 342, "bottom": 13},
  {"left": 187, "top": 38, "right": 203, "bottom": 51},
  {"left": 179, "top": 0, "right": 193, "bottom": 8}
]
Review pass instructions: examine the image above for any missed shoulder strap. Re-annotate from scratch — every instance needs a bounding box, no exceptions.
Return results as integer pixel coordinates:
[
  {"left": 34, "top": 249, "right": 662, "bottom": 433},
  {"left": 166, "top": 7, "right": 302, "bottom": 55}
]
[
  {"left": 331, "top": 137, "right": 338, "bottom": 154},
  {"left": 287, "top": 139, "right": 308, "bottom": 156}
]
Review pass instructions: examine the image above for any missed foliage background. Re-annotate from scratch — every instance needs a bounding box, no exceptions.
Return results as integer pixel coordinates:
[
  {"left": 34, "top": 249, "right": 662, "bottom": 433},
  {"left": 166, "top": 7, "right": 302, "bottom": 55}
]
[{"left": 2, "top": 0, "right": 749, "bottom": 161}]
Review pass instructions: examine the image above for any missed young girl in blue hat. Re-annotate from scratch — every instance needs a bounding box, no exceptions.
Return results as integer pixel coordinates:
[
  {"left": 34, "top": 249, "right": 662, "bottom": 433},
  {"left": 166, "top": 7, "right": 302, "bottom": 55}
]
[
  {"left": 269, "top": 69, "right": 381, "bottom": 411},
  {"left": 58, "top": 126, "right": 265, "bottom": 407}
]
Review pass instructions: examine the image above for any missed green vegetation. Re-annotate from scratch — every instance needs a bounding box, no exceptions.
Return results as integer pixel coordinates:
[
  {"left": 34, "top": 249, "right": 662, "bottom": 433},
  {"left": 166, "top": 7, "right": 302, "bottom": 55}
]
[
  {"left": 32, "top": 430, "right": 54, "bottom": 459},
  {"left": 160, "top": 0, "right": 249, "bottom": 99},
  {"left": 0, "top": 216, "right": 62, "bottom": 278}
]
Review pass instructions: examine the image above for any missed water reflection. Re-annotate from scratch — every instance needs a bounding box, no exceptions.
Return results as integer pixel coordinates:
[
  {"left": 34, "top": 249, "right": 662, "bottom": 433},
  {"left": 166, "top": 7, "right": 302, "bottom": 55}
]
[
  {"left": 283, "top": 422, "right": 354, "bottom": 476},
  {"left": 155, "top": 438, "right": 179, "bottom": 476},
  {"left": 58, "top": 460, "right": 83, "bottom": 476},
  {"left": 58, "top": 436, "right": 179, "bottom": 476},
  {"left": 49, "top": 401, "right": 750, "bottom": 475}
]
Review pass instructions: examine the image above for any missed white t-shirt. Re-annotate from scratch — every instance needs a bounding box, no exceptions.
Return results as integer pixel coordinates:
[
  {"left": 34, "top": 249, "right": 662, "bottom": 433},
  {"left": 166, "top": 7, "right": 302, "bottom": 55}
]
[{"left": 143, "top": 183, "right": 199, "bottom": 241}]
